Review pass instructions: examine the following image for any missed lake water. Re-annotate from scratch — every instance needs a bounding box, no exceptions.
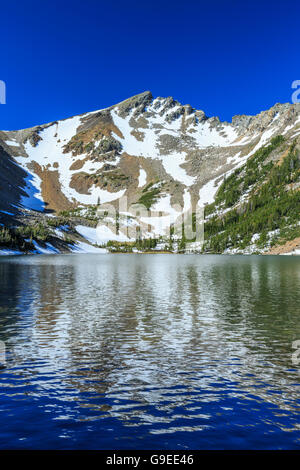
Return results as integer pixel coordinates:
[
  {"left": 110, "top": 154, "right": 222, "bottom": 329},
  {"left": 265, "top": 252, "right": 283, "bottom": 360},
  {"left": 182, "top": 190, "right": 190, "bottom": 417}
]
[{"left": 0, "top": 254, "right": 299, "bottom": 449}]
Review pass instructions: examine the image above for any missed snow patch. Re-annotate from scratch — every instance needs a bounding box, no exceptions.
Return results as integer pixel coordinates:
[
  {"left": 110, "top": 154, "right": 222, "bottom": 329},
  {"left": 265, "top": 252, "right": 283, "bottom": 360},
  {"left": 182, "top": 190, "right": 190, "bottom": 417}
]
[
  {"left": 32, "top": 241, "right": 60, "bottom": 254},
  {"left": 138, "top": 168, "right": 147, "bottom": 187},
  {"left": 199, "top": 177, "right": 222, "bottom": 206},
  {"left": 76, "top": 224, "right": 132, "bottom": 245},
  {"left": 70, "top": 241, "right": 107, "bottom": 253},
  {"left": 19, "top": 172, "right": 45, "bottom": 211},
  {"left": 0, "top": 248, "right": 23, "bottom": 256},
  {"left": 4, "top": 140, "right": 19, "bottom": 146},
  {"left": 0, "top": 210, "right": 15, "bottom": 216}
]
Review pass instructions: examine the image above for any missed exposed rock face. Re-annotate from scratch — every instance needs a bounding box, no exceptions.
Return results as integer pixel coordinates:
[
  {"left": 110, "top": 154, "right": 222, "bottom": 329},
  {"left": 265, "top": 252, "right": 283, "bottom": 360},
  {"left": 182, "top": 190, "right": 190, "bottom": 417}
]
[
  {"left": 117, "top": 91, "right": 153, "bottom": 118},
  {"left": 0, "top": 143, "right": 28, "bottom": 221},
  {"left": 1, "top": 91, "right": 300, "bottom": 252},
  {"left": 27, "top": 129, "right": 43, "bottom": 147}
]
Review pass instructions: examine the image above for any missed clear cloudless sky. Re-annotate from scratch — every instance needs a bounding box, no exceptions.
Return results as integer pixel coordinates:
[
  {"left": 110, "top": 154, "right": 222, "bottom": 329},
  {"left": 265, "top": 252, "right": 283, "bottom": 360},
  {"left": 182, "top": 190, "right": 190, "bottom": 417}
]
[{"left": 0, "top": 0, "right": 299, "bottom": 129}]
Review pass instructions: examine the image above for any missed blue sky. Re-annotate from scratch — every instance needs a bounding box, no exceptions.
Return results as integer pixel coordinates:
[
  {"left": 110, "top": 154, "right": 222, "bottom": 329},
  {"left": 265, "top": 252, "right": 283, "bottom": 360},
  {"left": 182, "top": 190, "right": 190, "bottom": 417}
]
[{"left": 0, "top": 0, "right": 299, "bottom": 129}]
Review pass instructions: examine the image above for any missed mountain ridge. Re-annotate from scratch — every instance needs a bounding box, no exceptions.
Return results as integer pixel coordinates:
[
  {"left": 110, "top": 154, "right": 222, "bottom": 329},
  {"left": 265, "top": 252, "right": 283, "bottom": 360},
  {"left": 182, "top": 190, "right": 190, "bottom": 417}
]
[
  {"left": 2, "top": 90, "right": 297, "bottom": 131},
  {"left": 0, "top": 91, "right": 300, "bottom": 255}
]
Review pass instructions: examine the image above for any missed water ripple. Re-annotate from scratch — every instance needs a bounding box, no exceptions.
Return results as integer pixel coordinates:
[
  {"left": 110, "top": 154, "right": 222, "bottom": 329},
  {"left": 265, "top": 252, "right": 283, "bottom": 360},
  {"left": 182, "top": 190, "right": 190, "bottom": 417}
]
[{"left": 0, "top": 254, "right": 299, "bottom": 449}]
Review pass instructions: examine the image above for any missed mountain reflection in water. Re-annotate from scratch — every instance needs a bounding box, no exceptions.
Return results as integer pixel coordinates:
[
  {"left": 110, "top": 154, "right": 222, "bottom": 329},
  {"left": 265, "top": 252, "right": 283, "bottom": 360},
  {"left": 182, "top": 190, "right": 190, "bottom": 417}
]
[{"left": 0, "top": 254, "right": 299, "bottom": 449}]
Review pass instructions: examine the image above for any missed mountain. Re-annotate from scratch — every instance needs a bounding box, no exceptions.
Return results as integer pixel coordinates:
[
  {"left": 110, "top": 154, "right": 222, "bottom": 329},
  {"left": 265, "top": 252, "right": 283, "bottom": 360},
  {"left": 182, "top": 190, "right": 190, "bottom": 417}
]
[{"left": 0, "top": 91, "right": 300, "bottom": 255}]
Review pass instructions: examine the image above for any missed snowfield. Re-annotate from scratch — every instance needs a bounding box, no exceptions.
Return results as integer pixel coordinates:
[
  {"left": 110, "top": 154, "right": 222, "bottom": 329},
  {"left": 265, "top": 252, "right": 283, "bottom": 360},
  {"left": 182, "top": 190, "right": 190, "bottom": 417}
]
[
  {"left": 14, "top": 114, "right": 127, "bottom": 209},
  {"left": 76, "top": 224, "right": 132, "bottom": 245},
  {"left": 111, "top": 108, "right": 196, "bottom": 186}
]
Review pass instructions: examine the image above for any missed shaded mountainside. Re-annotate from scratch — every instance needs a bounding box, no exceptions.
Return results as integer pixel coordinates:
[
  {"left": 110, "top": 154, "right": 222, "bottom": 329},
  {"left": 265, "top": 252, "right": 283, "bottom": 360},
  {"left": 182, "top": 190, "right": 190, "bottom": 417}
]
[{"left": 0, "top": 91, "right": 300, "bottom": 255}]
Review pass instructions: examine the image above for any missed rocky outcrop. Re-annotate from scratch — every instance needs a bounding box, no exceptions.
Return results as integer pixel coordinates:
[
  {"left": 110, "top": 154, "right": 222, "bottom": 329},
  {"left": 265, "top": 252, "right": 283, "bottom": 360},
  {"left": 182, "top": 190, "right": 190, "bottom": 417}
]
[{"left": 117, "top": 91, "right": 153, "bottom": 118}]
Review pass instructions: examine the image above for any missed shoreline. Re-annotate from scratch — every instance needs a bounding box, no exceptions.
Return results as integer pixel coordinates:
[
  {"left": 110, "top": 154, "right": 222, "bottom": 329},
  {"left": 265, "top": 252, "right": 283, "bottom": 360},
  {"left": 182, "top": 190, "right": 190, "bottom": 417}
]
[{"left": 1, "top": 249, "right": 299, "bottom": 257}]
